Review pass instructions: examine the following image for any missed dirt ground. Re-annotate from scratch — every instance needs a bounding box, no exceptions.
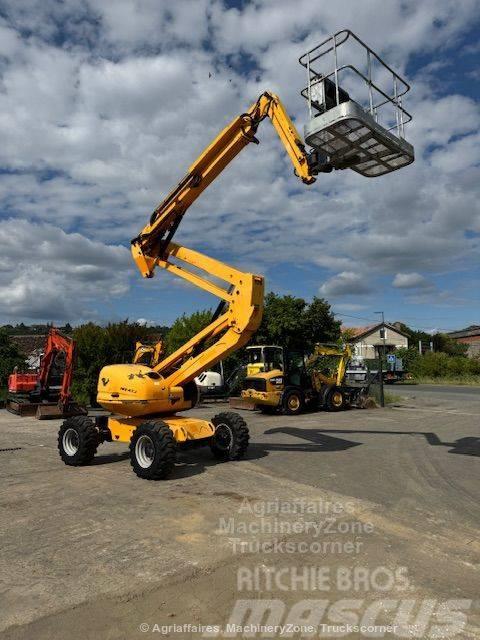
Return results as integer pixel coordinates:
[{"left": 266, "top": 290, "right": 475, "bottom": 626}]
[{"left": 0, "top": 387, "right": 479, "bottom": 639}]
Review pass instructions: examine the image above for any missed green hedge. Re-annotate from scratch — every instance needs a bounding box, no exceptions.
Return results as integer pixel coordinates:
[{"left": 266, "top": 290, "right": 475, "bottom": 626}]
[{"left": 395, "top": 347, "right": 480, "bottom": 380}]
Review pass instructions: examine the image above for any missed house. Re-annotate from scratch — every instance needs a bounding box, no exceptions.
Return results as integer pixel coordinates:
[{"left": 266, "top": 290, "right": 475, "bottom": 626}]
[
  {"left": 447, "top": 325, "right": 480, "bottom": 358},
  {"left": 344, "top": 322, "right": 409, "bottom": 359},
  {"left": 10, "top": 334, "right": 47, "bottom": 370}
]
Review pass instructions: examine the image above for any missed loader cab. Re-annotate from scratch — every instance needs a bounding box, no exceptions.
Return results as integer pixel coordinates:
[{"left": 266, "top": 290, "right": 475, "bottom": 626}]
[
  {"left": 246, "top": 345, "right": 284, "bottom": 376},
  {"left": 284, "top": 350, "right": 311, "bottom": 388}
]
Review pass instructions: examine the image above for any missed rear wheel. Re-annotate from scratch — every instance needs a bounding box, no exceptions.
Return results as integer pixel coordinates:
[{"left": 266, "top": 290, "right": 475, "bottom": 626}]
[
  {"left": 210, "top": 412, "right": 249, "bottom": 461},
  {"left": 130, "top": 421, "right": 176, "bottom": 480},
  {"left": 58, "top": 416, "right": 99, "bottom": 466},
  {"left": 283, "top": 389, "right": 305, "bottom": 415},
  {"left": 325, "top": 387, "right": 346, "bottom": 412}
]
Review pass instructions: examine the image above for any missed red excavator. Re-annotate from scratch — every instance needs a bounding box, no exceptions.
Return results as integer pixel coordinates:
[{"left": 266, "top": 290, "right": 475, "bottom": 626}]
[{"left": 7, "top": 328, "right": 86, "bottom": 419}]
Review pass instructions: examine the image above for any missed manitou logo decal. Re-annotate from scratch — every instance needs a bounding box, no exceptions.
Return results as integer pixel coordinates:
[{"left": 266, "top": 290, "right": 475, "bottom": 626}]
[{"left": 101, "top": 378, "right": 109, "bottom": 386}]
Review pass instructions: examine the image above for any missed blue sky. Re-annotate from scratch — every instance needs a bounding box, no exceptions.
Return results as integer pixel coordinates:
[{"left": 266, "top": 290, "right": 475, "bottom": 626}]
[{"left": 0, "top": 0, "right": 479, "bottom": 333}]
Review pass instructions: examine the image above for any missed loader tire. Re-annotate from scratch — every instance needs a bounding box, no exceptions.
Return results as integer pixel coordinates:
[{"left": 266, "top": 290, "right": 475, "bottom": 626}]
[
  {"left": 130, "top": 421, "right": 176, "bottom": 480},
  {"left": 283, "top": 389, "right": 305, "bottom": 415},
  {"left": 325, "top": 387, "right": 346, "bottom": 412},
  {"left": 58, "top": 415, "right": 99, "bottom": 466},
  {"left": 210, "top": 412, "right": 249, "bottom": 461}
]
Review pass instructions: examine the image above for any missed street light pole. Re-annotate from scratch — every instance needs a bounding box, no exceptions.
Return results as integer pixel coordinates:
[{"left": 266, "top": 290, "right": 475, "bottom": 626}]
[{"left": 375, "top": 311, "right": 386, "bottom": 407}]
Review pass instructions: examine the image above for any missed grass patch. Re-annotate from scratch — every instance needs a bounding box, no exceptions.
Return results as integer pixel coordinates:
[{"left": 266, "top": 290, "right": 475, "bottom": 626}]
[{"left": 384, "top": 392, "right": 403, "bottom": 405}]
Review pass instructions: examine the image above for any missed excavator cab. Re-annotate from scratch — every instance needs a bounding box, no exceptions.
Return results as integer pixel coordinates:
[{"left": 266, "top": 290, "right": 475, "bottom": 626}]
[{"left": 300, "top": 30, "right": 414, "bottom": 177}]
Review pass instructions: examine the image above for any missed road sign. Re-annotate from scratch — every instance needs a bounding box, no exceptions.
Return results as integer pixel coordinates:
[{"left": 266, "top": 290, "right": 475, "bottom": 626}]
[{"left": 387, "top": 354, "right": 396, "bottom": 363}]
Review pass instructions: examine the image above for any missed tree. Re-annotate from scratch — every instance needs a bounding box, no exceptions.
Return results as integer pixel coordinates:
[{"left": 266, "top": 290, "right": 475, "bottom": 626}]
[
  {"left": 303, "top": 296, "right": 342, "bottom": 347},
  {"left": 254, "top": 293, "right": 340, "bottom": 353},
  {"left": 255, "top": 293, "right": 306, "bottom": 350},
  {"left": 71, "top": 320, "right": 151, "bottom": 405},
  {"left": 394, "top": 323, "right": 469, "bottom": 357},
  {"left": 165, "top": 310, "right": 212, "bottom": 355},
  {"left": 432, "top": 333, "right": 469, "bottom": 357},
  {"left": 341, "top": 327, "right": 357, "bottom": 342},
  {"left": 0, "top": 329, "right": 25, "bottom": 389}
]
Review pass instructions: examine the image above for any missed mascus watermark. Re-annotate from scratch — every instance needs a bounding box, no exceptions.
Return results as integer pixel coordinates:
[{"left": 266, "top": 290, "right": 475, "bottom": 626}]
[{"left": 203, "top": 598, "right": 472, "bottom": 638}]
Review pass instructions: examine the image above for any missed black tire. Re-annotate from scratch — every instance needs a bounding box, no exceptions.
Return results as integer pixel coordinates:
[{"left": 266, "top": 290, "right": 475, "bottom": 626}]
[
  {"left": 283, "top": 389, "right": 305, "bottom": 415},
  {"left": 325, "top": 387, "right": 346, "bottom": 412},
  {"left": 129, "top": 421, "right": 176, "bottom": 480},
  {"left": 210, "top": 412, "right": 249, "bottom": 461},
  {"left": 58, "top": 415, "right": 99, "bottom": 466}
]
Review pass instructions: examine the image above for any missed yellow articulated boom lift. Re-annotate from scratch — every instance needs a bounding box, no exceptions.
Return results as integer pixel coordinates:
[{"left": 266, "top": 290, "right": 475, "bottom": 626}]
[{"left": 57, "top": 30, "right": 413, "bottom": 479}]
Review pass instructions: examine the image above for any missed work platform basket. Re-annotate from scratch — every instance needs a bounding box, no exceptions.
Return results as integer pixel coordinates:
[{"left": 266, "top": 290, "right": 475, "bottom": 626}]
[{"left": 299, "top": 30, "right": 414, "bottom": 177}]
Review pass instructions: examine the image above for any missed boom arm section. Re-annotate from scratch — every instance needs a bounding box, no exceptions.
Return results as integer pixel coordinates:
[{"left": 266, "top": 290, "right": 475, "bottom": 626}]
[
  {"left": 152, "top": 242, "right": 264, "bottom": 387},
  {"left": 130, "top": 92, "right": 318, "bottom": 389},
  {"left": 308, "top": 344, "right": 352, "bottom": 388},
  {"left": 131, "top": 92, "right": 316, "bottom": 278},
  {"left": 38, "top": 328, "right": 76, "bottom": 411}
]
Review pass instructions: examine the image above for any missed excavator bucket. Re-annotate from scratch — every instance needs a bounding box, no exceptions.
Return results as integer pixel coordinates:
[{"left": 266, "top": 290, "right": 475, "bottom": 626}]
[
  {"left": 36, "top": 402, "right": 87, "bottom": 420},
  {"left": 6, "top": 397, "right": 39, "bottom": 417},
  {"left": 299, "top": 30, "right": 414, "bottom": 177}
]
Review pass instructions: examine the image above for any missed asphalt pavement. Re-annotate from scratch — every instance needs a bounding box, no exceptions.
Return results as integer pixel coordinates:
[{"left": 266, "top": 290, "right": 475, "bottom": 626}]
[{"left": 0, "top": 387, "right": 479, "bottom": 639}]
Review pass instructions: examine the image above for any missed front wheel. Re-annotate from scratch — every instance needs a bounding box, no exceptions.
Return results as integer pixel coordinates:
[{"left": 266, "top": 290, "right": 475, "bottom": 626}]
[
  {"left": 283, "top": 389, "right": 305, "bottom": 415},
  {"left": 325, "top": 387, "right": 346, "bottom": 412},
  {"left": 58, "top": 416, "right": 99, "bottom": 466},
  {"left": 210, "top": 412, "right": 249, "bottom": 461},
  {"left": 130, "top": 421, "right": 176, "bottom": 480}
]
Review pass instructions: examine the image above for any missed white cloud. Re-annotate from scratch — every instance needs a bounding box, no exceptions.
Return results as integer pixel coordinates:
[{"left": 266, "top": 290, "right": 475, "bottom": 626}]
[
  {"left": 0, "top": 219, "right": 132, "bottom": 322},
  {"left": 392, "top": 273, "right": 432, "bottom": 289},
  {"left": 0, "top": 1, "right": 478, "bottom": 323},
  {"left": 319, "top": 272, "right": 373, "bottom": 297}
]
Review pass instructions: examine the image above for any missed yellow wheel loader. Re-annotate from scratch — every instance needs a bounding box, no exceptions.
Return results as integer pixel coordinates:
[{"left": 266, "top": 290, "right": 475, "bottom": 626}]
[
  {"left": 57, "top": 31, "right": 413, "bottom": 479},
  {"left": 241, "top": 344, "right": 368, "bottom": 415},
  {"left": 132, "top": 340, "right": 165, "bottom": 367}
]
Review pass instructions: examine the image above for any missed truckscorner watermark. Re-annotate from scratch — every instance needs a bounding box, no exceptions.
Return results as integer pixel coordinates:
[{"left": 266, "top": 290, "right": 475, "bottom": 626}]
[{"left": 227, "top": 538, "right": 364, "bottom": 555}]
